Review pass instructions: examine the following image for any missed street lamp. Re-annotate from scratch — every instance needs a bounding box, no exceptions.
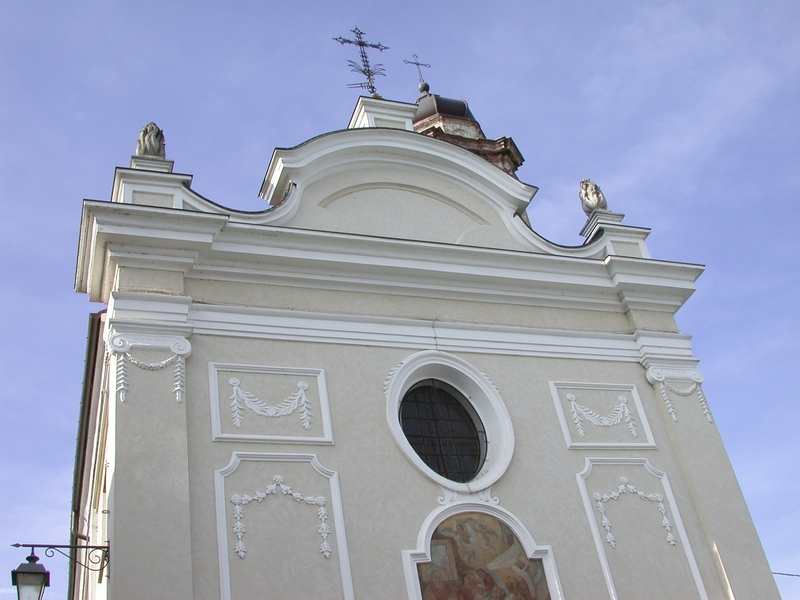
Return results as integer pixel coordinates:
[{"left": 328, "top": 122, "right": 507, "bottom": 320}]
[
  {"left": 10, "top": 551, "right": 50, "bottom": 600},
  {"left": 10, "top": 543, "right": 109, "bottom": 599}
]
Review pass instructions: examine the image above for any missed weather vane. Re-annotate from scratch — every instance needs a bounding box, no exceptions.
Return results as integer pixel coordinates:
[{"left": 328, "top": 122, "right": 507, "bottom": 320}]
[
  {"left": 333, "top": 27, "right": 389, "bottom": 97},
  {"left": 404, "top": 54, "right": 432, "bottom": 94}
]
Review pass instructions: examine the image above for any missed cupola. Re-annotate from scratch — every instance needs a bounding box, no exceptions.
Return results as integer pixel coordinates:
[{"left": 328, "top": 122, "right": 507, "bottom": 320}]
[{"left": 412, "top": 83, "right": 524, "bottom": 177}]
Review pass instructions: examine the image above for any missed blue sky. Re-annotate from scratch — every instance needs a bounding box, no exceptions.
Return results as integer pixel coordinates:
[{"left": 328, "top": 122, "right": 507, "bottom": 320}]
[{"left": 1, "top": 1, "right": 798, "bottom": 597}]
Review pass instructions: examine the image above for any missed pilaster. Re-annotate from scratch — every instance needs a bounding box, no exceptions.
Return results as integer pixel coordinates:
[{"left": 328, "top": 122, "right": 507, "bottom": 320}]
[
  {"left": 639, "top": 353, "right": 780, "bottom": 598},
  {"left": 104, "top": 293, "right": 195, "bottom": 600}
]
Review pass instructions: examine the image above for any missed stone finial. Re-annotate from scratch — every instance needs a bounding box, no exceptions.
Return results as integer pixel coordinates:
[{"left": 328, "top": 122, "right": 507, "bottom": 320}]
[
  {"left": 579, "top": 179, "right": 607, "bottom": 215},
  {"left": 135, "top": 122, "right": 166, "bottom": 159}
]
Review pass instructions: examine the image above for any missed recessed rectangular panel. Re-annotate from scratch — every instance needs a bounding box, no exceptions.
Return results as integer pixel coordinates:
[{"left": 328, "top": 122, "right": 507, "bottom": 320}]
[
  {"left": 209, "top": 363, "right": 333, "bottom": 444},
  {"left": 215, "top": 453, "right": 353, "bottom": 600},
  {"left": 549, "top": 382, "right": 655, "bottom": 449},
  {"left": 576, "top": 458, "right": 708, "bottom": 600}
]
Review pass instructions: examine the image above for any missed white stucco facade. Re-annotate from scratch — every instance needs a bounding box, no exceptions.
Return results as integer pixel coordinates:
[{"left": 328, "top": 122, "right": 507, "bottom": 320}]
[{"left": 71, "top": 96, "right": 780, "bottom": 599}]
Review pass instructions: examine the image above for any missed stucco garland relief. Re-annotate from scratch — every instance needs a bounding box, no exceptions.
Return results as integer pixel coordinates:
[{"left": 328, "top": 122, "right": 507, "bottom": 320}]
[
  {"left": 383, "top": 362, "right": 403, "bottom": 398},
  {"left": 209, "top": 364, "right": 333, "bottom": 444},
  {"left": 593, "top": 477, "right": 675, "bottom": 548},
  {"left": 215, "top": 452, "right": 354, "bottom": 600},
  {"left": 229, "top": 378, "right": 313, "bottom": 429},
  {"left": 568, "top": 393, "right": 638, "bottom": 438},
  {"left": 576, "top": 458, "right": 710, "bottom": 600},
  {"left": 646, "top": 367, "right": 712, "bottom": 423},
  {"left": 438, "top": 487, "right": 500, "bottom": 506},
  {"left": 549, "top": 382, "right": 655, "bottom": 449},
  {"left": 230, "top": 475, "right": 330, "bottom": 559},
  {"left": 108, "top": 332, "right": 191, "bottom": 403}
]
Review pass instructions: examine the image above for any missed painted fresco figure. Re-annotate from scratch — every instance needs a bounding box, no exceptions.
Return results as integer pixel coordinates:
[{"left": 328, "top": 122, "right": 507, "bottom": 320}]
[
  {"left": 457, "top": 570, "right": 490, "bottom": 600},
  {"left": 423, "top": 569, "right": 458, "bottom": 600},
  {"left": 419, "top": 513, "right": 550, "bottom": 600},
  {"left": 486, "top": 541, "right": 535, "bottom": 598}
]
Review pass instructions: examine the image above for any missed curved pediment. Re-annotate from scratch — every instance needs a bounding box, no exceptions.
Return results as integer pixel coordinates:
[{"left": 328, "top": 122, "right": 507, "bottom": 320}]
[
  {"left": 259, "top": 128, "right": 541, "bottom": 251},
  {"left": 173, "top": 127, "right": 614, "bottom": 258}
]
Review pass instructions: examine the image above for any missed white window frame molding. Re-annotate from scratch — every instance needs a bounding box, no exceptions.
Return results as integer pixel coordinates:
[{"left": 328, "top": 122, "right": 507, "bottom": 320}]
[
  {"left": 384, "top": 350, "right": 515, "bottom": 494},
  {"left": 576, "top": 457, "right": 709, "bottom": 600},
  {"left": 401, "top": 501, "right": 565, "bottom": 600},
  {"left": 208, "top": 363, "right": 333, "bottom": 444},
  {"left": 214, "top": 452, "right": 353, "bottom": 600},
  {"left": 549, "top": 381, "right": 656, "bottom": 449}
]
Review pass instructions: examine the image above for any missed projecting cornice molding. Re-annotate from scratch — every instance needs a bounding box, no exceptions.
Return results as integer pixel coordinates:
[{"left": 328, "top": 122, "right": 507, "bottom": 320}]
[
  {"left": 101, "top": 293, "right": 698, "bottom": 365},
  {"left": 76, "top": 200, "right": 703, "bottom": 312}
]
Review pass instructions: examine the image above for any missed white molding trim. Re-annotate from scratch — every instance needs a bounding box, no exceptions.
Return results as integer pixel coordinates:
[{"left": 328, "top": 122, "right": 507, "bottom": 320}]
[
  {"left": 576, "top": 458, "right": 709, "bottom": 600},
  {"left": 78, "top": 195, "right": 703, "bottom": 311},
  {"left": 646, "top": 366, "right": 712, "bottom": 422},
  {"left": 186, "top": 302, "right": 697, "bottom": 364},
  {"left": 214, "top": 452, "right": 353, "bottom": 600},
  {"left": 549, "top": 382, "right": 656, "bottom": 449},
  {"left": 384, "top": 350, "right": 515, "bottom": 494},
  {"left": 401, "top": 502, "right": 565, "bottom": 600},
  {"left": 208, "top": 363, "right": 333, "bottom": 444}
]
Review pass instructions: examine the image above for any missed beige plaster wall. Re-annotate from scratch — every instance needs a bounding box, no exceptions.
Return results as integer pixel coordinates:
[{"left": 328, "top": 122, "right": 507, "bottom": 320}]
[
  {"left": 115, "top": 267, "right": 185, "bottom": 295},
  {"left": 96, "top": 299, "right": 781, "bottom": 600},
  {"left": 166, "top": 334, "right": 739, "bottom": 599},
  {"left": 92, "top": 276, "right": 780, "bottom": 599}
]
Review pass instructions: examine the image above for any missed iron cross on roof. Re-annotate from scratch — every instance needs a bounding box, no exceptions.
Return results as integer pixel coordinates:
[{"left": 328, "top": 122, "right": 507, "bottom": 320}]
[
  {"left": 404, "top": 54, "right": 431, "bottom": 82},
  {"left": 404, "top": 54, "right": 432, "bottom": 94},
  {"left": 333, "top": 27, "right": 389, "bottom": 97}
]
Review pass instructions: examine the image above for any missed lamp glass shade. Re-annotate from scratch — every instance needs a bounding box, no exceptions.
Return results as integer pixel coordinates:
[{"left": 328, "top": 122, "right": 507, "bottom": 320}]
[
  {"left": 14, "top": 572, "right": 47, "bottom": 600},
  {"left": 11, "top": 555, "right": 49, "bottom": 600}
]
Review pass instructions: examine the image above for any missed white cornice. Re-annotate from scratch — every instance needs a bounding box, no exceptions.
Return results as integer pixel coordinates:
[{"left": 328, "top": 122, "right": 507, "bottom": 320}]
[
  {"left": 75, "top": 201, "right": 228, "bottom": 300},
  {"left": 103, "top": 293, "right": 698, "bottom": 364},
  {"left": 251, "top": 127, "right": 652, "bottom": 258},
  {"left": 180, "top": 302, "right": 697, "bottom": 364},
  {"left": 76, "top": 199, "right": 703, "bottom": 311}
]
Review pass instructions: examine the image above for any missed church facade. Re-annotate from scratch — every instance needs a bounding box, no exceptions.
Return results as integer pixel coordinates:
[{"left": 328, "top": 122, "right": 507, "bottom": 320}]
[{"left": 71, "top": 92, "right": 780, "bottom": 599}]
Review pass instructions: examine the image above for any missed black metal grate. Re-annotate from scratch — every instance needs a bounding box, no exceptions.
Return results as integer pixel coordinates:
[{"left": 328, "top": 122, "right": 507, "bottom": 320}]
[{"left": 400, "top": 380, "right": 486, "bottom": 483}]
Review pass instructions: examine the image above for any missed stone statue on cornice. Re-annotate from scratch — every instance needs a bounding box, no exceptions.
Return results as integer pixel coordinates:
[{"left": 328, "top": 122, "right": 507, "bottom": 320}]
[
  {"left": 579, "top": 179, "right": 607, "bottom": 215},
  {"left": 135, "top": 122, "right": 166, "bottom": 159}
]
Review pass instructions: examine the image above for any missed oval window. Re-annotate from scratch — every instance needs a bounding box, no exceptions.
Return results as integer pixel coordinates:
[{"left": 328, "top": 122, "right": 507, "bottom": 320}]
[{"left": 399, "top": 379, "right": 487, "bottom": 483}]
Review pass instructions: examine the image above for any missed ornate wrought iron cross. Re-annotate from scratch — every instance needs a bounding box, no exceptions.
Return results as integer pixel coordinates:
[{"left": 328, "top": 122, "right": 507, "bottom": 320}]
[
  {"left": 404, "top": 54, "right": 431, "bottom": 82},
  {"left": 333, "top": 27, "right": 389, "bottom": 96}
]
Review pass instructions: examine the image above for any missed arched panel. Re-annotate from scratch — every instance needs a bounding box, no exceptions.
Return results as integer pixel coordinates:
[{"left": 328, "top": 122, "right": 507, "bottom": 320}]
[{"left": 402, "top": 503, "right": 564, "bottom": 600}]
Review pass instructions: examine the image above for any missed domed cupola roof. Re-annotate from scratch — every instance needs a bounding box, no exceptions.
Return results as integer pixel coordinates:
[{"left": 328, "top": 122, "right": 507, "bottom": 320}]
[
  {"left": 413, "top": 91, "right": 477, "bottom": 125},
  {"left": 411, "top": 84, "right": 524, "bottom": 177}
]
